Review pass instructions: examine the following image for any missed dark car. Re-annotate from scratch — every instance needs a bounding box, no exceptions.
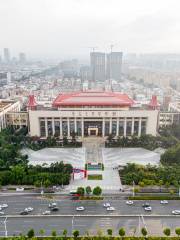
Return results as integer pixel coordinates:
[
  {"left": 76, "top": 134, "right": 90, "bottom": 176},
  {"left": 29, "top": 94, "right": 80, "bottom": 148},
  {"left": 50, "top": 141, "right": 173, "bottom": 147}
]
[
  {"left": 51, "top": 207, "right": 59, "bottom": 211},
  {"left": 142, "top": 202, "right": 150, "bottom": 208},
  {"left": 20, "top": 211, "right": 28, "bottom": 215}
]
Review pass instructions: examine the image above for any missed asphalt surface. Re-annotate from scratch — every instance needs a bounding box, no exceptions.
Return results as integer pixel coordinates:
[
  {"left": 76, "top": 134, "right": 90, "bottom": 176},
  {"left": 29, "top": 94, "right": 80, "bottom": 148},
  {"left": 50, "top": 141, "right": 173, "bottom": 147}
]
[
  {"left": 0, "top": 195, "right": 180, "bottom": 216},
  {"left": 0, "top": 195, "right": 179, "bottom": 236},
  {"left": 0, "top": 216, "right": 180, "bottom": 237}
]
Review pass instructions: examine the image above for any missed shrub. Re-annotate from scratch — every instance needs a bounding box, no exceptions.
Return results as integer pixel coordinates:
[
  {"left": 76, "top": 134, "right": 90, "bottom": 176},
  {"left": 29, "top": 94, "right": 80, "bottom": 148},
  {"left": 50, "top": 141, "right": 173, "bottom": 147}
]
[{"left": 27, "top": 229, "right": 35, "bottom": 238}]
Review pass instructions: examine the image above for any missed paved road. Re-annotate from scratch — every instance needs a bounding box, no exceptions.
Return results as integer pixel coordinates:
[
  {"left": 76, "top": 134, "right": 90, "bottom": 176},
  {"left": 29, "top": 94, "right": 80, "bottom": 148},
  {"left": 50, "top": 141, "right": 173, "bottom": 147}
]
[
  {"left": 0, "top": 195, "right": 180, "bottom": 216},
  {"left": 0, "top": 216, "right": 180, "bottom": 237}
]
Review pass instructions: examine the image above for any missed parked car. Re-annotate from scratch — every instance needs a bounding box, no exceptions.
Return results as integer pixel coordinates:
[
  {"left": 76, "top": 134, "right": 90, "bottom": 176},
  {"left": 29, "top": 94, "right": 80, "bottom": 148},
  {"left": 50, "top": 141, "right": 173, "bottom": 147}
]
[
  {"left": 20, "top": 211, "right": 29, "bottom": 215},
  {"left": 126, "top": 200, "right": 134, "bottom": 205},
  {"left": 42, "top": 210, "right": 51, "bottom": 215},
  {"left": 0, "top": 212, "right": 5, "bottom": 215},
  {"left": 172, "top": 210, "right": 180, "bottom": 215},
  {"left": 0, "top": 204, "right": 8, "bottom": 208},
  {"left": 24, "top": 207, "right": 33, "bottom": 212},
  {"left": 107, "top": 207, "right": 115, "bottom": 211},
  {"left": 144, "top": 206, "right": 152, "bottom": 211},
  {"left": 49, "top": 203, "right": 57, "bottom": 208},
  {"left": 103, "top": 203, "right": 111, "bottom": 207},
  {"left": 51, "top": 207, "right": 59, "bottom": 211},
  {"left": 142, "top": 203, "right": 150, "bottom": 208},
  {"left": 76, "top": 206, "right": 85, "bottom": 211},
  {"left": 160, "top": 200, "right": 168, "bottom": 204}
]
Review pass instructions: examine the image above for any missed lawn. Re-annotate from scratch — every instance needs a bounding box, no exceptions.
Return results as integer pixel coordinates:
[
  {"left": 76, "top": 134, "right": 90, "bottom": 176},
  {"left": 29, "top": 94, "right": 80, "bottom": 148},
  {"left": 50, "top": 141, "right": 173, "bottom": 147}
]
[{"left": 88, "top": 174, "right": 103, "bottom": 180}]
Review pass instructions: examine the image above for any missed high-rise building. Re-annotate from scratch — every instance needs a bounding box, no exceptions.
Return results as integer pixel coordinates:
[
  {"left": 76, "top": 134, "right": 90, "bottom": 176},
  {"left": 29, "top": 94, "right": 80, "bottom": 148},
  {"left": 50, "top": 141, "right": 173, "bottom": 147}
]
[
  {"left": 4, "top": 48, "right": 10, "bottom": 63},
  {"left": 90, "top": 52, "right": 105, "bottom": 82},
  {"left": 106, "top": 52, "right": 123, "bottom": 81},
  {"left": 19, "top": 52, "right": 26, "bottom": 64}
]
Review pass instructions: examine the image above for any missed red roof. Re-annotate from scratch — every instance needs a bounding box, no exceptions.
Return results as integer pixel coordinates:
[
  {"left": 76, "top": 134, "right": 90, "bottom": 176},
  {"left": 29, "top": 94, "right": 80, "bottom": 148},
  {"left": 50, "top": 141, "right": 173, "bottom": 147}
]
[{"left": 52, "top": 91, "right": 134, "bottom": 107}]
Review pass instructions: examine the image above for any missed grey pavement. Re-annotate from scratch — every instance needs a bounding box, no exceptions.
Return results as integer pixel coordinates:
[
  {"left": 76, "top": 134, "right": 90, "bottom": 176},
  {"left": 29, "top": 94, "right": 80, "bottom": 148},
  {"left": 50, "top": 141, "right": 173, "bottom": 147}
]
[
  {"left": 0, "top": 195, "right": 180, "bottom": 216},
  {"left": 0, "top": 216, "right": 180, "bottom": 237}
]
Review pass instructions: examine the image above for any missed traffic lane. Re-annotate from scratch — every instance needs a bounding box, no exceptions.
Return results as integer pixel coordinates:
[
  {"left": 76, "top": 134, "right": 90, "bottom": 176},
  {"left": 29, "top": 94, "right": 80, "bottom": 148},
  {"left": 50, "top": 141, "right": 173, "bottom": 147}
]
[
  {"left": 1, "top": 198, "right": 180, "bottom": 215},
  {"left": 2, "top": 216, "right": 180, "bottom": 237}
]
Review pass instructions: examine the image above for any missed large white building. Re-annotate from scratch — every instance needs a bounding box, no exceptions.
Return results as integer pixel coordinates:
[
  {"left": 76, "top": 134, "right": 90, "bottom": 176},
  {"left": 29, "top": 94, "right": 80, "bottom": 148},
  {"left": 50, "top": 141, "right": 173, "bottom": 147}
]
[{"left": 28, "top": 91, "right": 159, "bottom": 138}]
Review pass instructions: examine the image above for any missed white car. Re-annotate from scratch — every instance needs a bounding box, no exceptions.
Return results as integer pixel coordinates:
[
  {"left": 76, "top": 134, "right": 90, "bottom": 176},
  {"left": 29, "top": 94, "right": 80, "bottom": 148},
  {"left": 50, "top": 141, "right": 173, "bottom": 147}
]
[
  {"left": 49, "top": 203, "right": 57, "bottom": 208},
  {"left": 0, "top": 212, "right": 4, "bottom": 215},
  {"left": 42, "top": 210, "right": 51, "bottom": 215},
  {"left": 24, "top": 207, "right": 33, "bottom": 212},
  {"left": 16, "top": 187, "right": 24, "bottom": 192},
  {"left": 0, "top": 204, "right": 8, "bottom": 208},
  {"left": 160, "top": 200, "right": 168, "bottom": 204},
  {"left": 126, "top": 200, "right": 134, "bottom": 205},
  {"left": 76, "top": 206, "right": 85, "bottom": 211},
  {"left": 103, "top": 203, "right": 111, "bottom": 207},
  {"left": 172, "top": 210, "right": 180, "bottom": 215},
  {"left": 144, "top": 206, "right": 152, "bottom": 211},
  {"left": 107, "top": 207, "right": 115, "bottom": 211}
]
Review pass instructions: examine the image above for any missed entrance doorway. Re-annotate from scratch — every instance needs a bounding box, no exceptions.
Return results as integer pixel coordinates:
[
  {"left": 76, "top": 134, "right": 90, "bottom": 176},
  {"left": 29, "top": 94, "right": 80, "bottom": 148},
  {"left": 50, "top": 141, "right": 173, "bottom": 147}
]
[
  {"left": 88, "top": 127, "right": 98, "bottom": 136},
  {"left": 84, "top": 121, "right": 102, "bottom": 136}
]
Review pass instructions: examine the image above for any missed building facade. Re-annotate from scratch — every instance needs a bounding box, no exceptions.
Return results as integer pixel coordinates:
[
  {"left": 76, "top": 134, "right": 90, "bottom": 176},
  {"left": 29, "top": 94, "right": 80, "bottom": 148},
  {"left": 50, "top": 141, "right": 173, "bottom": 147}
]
[
  {"left": 90, "top": 52, "right": 106, "bottom": 82},
  {"left": 28, "top": 92, "right": 158, "bottom": 138},
  {"left": 106, "top": 52, "right": 123, "bottom": 81}
]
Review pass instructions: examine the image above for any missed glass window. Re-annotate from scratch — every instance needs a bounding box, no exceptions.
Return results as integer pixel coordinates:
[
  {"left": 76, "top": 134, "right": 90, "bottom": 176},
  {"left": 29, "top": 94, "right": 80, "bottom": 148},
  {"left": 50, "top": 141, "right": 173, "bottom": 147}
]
[
  {"left": 112, "top": 121, "right": 117, "bottom": 135},
  {"left": 40, "top": 121, "right": 46, "bottom": 137},
  {"left": 126, "top": 121, "right": 132, "bottom": 136},
  {"left": 105, "top": 121, "right": 110, "bottom": 136},
  {"left": 119, "top": 121, "right": 124, "bottom": 136}
]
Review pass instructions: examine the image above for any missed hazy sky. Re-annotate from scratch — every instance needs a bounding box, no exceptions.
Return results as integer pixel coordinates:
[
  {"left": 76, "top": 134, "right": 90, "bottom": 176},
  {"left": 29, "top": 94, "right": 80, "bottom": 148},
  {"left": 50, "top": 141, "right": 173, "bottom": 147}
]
[{"left": 1, "top": 0, "right": 180, "bottom": 59}]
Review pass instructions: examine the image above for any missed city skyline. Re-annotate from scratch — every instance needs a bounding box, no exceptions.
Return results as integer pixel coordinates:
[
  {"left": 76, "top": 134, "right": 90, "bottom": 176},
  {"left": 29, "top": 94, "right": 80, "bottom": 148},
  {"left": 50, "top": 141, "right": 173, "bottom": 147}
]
[{"left": 1, "top": 0, "right": 180, "bottom": 59}]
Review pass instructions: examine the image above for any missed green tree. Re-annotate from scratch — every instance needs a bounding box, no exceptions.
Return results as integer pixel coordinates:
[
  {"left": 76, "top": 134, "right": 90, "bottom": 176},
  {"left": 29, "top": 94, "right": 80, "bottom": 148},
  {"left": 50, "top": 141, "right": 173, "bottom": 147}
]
[
  {"left": 93, "top": 186, "right": 102, "bottom": 196},
  {"left": 107, "top": 228, "right": 113, "bottom": 236},
  {"left": 163, "top": 228, "right": 171, "bottom": 236},
  {"left": 73, "top": 230, "right": 79, "bottom": 238},
  {"left": 175, "top": 228, "right": 180, "bottom": 237},
  {"left": 158, "top": 180, "right": 163, "bottom": 192},
  {"left": 141, "top": 227, "right": 148, "bottom": 237},
  {"left": 119, "top": 228, "right": 125, "bottom": 238},
  {"left": 77, "top": 187, "right": 85, "bottom": 196},
  {"left": 27, "top": 229, "right": 35, "bottom": 238},
  {"left": 39, "top": 229, "right": 45, "bottom": 236},
  {"left": 62, "top": 229, "right": 68, "bottom": 238},
  {"left": 86, "top": 186, "right": 92, "bottom": 195},
  {"left": 51, "top": 230, "right": 57, "bottom": 237},
  {"left": 44, "top": 179, "right": 51, "bottom": 188}
]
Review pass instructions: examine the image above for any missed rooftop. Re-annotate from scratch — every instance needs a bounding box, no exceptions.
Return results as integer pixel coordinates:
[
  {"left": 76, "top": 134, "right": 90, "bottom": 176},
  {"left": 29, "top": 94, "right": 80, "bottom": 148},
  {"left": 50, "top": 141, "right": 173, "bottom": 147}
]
[
  {"left": 52, "top": 91, "right": 134, "bottom": 107},
  {"left": 0, "top": 100, "right": 15, "bottom": 113}
]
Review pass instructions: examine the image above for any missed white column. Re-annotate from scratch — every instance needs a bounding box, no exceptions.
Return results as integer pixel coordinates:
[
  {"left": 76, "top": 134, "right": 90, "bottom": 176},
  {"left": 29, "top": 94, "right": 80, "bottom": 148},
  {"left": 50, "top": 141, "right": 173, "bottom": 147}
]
[
  {"left": 75, "top": 118, "right": 77, "bottom": 133},
  {"left": 131, "top": 118, "right": 134, "bottom": 136},
  {"left": 102, "top": 118, "right": 105, "bottom": 137},
  {"left": 67, "top": 118, "right": 70, "bottom": 137},
  {"left": 109, "top": 118, "right": 112, "bottom": 134},
  {"left": 60, "top": 118, "right": 62, "bottom": 137},
  {"left": 124, "top": 118, "right": 127, "bottom": 137},
  {"left": 81, "top": 118, "right": 84, "bottom": 137},
  {"left": 45, "top": 118, "right": 48, "bottom": 138},
  {"left": 116, "top": 118, "right": 119, "bottom": 136},
  {"left": 52, "top": 118, "right": 55, "bottom": 136},
  {"left": 138, "top": 118, "right": 142, "bottom": 137}
]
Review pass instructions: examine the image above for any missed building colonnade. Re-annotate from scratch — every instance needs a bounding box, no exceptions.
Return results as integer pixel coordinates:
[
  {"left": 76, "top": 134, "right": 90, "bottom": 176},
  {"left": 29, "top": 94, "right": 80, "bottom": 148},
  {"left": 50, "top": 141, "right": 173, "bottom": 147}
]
[{"left": 39, "top": 117, "right": 147, "bottom": 138}]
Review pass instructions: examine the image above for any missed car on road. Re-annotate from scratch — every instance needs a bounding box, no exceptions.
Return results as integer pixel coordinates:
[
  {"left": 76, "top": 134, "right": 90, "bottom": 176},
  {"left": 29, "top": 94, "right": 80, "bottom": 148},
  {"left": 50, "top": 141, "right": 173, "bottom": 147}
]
[
  {"left": 144, "top": 206, "right": 152, "bottom": 211},
  {"left": 20, "top": 211, "right": 29, "bottom": 215},
  {"left": 0, "top": 212, "right": 4, "bottom": 215},
  {"left": 42, "top": 210, "right": 51, "bottom": 215},
  {"left": 50, "top": 207, "right": 59, "bottom": 211},
  {"left": 0, "top": 204, "right": 8, "bottom": 208},
  {"left": 172, "top": 210, "right": 180, "bottom": 215},
  {"left": 76, "top": 206, "right": 85, "bottom": 211},
  {"left": 142, "top": 202, "right": 150, "bottom": 208},
  {"left": 49, "top": 203, "right": 57, "bottom": 208},
  {"left": 24, "top": 207, "right": 33, "bottom": 212},
  {"left": 126, "top": 200, "right": 134, "bottom": 205},
  {"left": 103, "top": 203, "right": 111, "bottom": 207},
  {"left": 160, "top": 200, "right": 168, "bottom": 204},
  {"left": 107, "top": 207, "right": 115, "bottom": 211}
]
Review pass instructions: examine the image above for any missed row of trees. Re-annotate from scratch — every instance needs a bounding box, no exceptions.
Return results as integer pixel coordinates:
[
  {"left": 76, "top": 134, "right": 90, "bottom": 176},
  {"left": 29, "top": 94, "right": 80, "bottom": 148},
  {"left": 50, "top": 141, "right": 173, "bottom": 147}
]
[
  {"left": 26, "top": 133, "right": 82, "bottom": 151},
  {"left": 77, "top": 186, "right": 102, "bottom": 196},
  {"left": 119, "top": 163, "right": 180, "bottom": 187},
  {"left": 161, "top": 143, "right": 180, "bottom": 165},
  {"left": 25, "top": 226, "right": 180, "bottom": 238},
  {"left": 105, "top": 134, "right": 178, "bottom": 150},
  {"left": 0, "top": 162, "right": 73, "bottom": 186}
]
